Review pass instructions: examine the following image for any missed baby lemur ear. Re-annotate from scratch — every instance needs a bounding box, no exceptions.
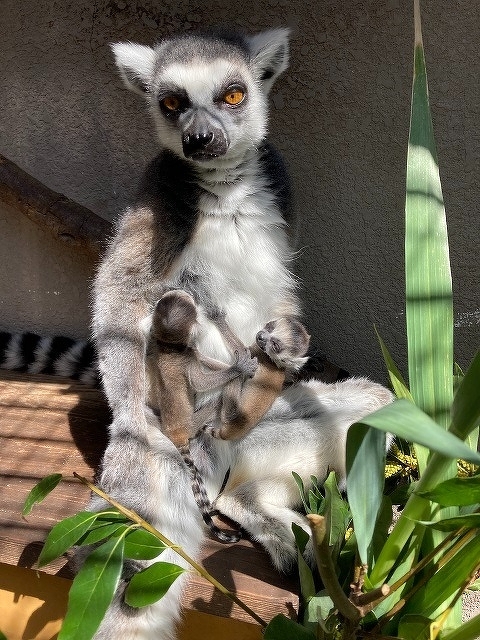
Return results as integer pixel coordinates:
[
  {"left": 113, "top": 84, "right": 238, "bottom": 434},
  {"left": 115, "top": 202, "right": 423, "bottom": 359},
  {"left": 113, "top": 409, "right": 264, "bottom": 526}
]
[
  {"left": 246, "top": 28, "right": 290, "bottom": 93},
  {"left": 111, "top": 42, "right": 156, "bottom": 95}
]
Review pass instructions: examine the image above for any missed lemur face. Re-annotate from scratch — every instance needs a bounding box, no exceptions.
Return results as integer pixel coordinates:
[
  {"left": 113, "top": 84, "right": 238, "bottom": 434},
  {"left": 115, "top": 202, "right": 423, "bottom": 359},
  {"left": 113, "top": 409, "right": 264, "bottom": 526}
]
[
  {"left": 256, "top": 317, "right": 310, "bottom": 371},
  {"left": 111, "top": 29, "right": 289, "bottom": 168}
]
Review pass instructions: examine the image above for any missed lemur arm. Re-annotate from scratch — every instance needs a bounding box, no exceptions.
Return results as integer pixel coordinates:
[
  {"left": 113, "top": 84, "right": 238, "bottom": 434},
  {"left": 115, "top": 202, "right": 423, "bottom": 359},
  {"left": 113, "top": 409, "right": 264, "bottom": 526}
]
[{"left": 189, "top": 348, "right": 258, "bottom": 393}]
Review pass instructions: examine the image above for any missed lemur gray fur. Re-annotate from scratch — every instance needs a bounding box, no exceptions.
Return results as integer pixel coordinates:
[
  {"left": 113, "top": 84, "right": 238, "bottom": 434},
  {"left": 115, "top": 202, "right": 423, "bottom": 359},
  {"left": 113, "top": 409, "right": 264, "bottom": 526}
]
[
  {"left": 86, "top": 27, "right": 306, "bottom": 640},
  {"left": 3, "top": 28, "right": 393, "bottom": 640}
]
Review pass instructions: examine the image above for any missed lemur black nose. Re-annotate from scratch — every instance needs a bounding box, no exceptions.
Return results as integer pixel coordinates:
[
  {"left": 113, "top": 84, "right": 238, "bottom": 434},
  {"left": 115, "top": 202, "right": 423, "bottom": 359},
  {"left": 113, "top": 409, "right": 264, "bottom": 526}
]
[
  {"left": 182, "top": 131, "right": 214, "bottom": 156},
  {"left": 256, "top": 330, "right": 267, "bottom": 350}
]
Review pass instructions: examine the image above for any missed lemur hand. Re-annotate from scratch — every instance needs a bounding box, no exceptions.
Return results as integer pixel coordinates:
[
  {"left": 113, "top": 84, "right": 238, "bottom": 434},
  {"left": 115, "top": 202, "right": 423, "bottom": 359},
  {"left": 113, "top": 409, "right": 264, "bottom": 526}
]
[{"left": 233, "top": 348, "right": 258, "bottom": 378}]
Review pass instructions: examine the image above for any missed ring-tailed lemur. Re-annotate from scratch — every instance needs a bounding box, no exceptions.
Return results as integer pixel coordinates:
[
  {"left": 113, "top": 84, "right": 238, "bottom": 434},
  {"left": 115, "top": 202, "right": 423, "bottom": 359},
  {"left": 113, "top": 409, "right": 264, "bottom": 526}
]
[{"left": 2, "top": 28, "right": 392, "bottom": 639}]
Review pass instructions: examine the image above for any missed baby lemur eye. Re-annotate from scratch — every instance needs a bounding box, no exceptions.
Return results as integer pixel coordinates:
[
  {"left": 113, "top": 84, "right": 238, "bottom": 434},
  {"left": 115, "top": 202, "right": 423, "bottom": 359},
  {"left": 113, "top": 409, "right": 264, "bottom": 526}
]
[{"left": 222, "top": 86, "right": 246, "bottom": 106}]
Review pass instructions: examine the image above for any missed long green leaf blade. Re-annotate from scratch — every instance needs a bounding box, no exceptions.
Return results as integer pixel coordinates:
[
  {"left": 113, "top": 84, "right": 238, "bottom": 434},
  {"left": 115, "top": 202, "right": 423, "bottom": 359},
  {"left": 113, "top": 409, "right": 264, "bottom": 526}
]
[
  {"left": 405, "top": 534, "right": 480, "bottom": 618},
  {"left": 22, "top": 473, "right": 63, "bottom": 516},
  {"left": 417, "top": 475, "right": 480, "bottom": 507},
  {"left": 405, "top": 7, "right": 453, "bottom": 430},
  {"left": 58, "top": 535, "right": 125, "bottom": 640},
  {"left": 346, "top": 424, "right": 386, "bottom": 564},
  {"left": 450, "top": 350, "right": 480, "bottom": 440},
  {"left": 355, "top": 400, "right": 480, "bottom": 464}
]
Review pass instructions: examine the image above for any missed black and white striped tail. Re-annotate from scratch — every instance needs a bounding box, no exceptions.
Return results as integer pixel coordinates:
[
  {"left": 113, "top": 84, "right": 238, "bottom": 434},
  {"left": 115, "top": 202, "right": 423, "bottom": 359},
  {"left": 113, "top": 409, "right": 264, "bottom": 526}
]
[
  {"left": 180, "top": 444, "right": 241, "bottom": 544},
  {"left": 0, "top": 331, "right": 99, "bottom": 386}
]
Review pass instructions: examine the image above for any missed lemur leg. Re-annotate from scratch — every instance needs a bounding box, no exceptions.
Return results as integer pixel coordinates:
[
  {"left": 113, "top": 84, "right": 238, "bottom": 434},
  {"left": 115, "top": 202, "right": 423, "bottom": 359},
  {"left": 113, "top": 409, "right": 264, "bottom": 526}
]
[
  {"left": 213, "top": 478, "right": 313, "bottom": 572},
  {"left": 215, "top": 358, "right": 285, "bottom": 440}
]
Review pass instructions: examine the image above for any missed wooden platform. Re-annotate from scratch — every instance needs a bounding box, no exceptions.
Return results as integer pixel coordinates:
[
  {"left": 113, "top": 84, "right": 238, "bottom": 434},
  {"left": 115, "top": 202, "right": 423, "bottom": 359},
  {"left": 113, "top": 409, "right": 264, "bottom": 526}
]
[{"left": 0, "top": 369, "right": 299, "bottom": 639}]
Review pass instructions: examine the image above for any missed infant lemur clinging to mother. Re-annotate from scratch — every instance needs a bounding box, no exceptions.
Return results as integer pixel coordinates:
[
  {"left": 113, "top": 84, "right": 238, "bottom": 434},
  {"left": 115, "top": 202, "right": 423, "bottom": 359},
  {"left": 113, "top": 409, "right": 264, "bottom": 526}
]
[
  {"left": 86, "top": 27, "right": 393, "bottom": 640},
  {"left": 144, "top": 288, "right": 310, "bottom": 542}
]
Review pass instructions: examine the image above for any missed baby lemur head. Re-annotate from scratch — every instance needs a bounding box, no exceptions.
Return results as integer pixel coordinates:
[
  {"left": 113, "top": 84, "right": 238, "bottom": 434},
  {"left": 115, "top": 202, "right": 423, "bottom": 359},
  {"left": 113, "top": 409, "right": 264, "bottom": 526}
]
[
  {"left": 111, "top": 28, "right": 290, "bottom": 168},
  {"left": 151, "top": 290, "right": 198, "bottom": 346},
  {"left": 256, "top": 317, "right": 310, "bottom": 371}
]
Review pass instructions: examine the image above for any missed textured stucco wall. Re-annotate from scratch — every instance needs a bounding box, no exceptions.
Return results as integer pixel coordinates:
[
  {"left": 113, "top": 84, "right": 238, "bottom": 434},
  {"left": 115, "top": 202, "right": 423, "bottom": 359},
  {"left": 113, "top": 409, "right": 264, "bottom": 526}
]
[
  {"left": 0, "top": 200, "right": 95, "bottom": 338},
  {"left": 0, "top": 0, "right": 478, "bottom": 380}
]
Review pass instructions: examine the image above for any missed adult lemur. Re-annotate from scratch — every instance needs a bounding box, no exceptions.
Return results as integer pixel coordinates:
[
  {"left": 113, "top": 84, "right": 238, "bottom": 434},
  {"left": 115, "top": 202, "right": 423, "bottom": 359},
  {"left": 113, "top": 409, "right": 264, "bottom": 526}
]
[{"left": 74, "top": 28, "right": 394, "bottom": 639}]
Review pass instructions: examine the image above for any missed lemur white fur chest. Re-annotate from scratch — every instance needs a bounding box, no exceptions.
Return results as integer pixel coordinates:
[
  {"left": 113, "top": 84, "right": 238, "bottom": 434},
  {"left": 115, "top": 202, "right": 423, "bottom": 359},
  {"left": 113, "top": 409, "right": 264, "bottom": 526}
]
[{"left": 168, "top": 160, "right": 298, "bottom": 359}]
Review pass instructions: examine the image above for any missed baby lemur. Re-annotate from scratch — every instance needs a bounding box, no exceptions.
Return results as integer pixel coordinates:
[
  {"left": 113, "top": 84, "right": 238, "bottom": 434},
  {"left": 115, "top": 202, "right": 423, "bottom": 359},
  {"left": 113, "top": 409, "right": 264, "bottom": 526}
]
[{"left": 144, "top": 288, "right": 258, "bottom": 448}]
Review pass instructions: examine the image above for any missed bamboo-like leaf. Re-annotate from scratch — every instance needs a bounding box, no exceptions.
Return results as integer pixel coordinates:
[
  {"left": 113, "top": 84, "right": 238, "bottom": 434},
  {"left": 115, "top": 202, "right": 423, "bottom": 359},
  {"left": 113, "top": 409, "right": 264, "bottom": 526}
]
[
  {"left": 450, "top": 350, "right": 480, "bottom": 440},
  {"left": 346, "top": 424, "right": 386, "bottom": 564},
  {"left": 292, "top": 471, "right": 310, "bottom": 514},
  {"left": 22, "top": 473, "right": 63, "bottom": 516},
  {"left": 58, "top": 536, "right": 124, "bottom": 640},
  {"left": 440, "top": 613, "right": 480, "bottom": 640},
  {"left": 416, "top": 475, "right": 480, "bottom": 506},
  {"left": 292, "top": 523, "right": 316, "bottom": 603},
  {"left": 123, "top": 528, "right": 167, "bottom": 560},
  {"left": 418, "top": 514, "right": 480, "bottom": 531},
  {"left": 374, "top": 327, "right": 414, "bottom": 401},
  {"left": 323, "top": 472, "right": 350, "bottom": 560},
  {"left": 124, "top": 562, "right": 186, "bottom": 607},
  {"left": 356, "top": 400, "right": 480, "bottom": 464},
  {"left": 37, "top": 512, "right": 100, "bottom": 567},
  {"left": 264, "top": 614, "right": 317, "bottom": 640},
  {"left": 405, "top": 534, "right": 480, "bottom": 618},
  {"left": 405, "top": 2, "right": 453, "bottom": 431}
]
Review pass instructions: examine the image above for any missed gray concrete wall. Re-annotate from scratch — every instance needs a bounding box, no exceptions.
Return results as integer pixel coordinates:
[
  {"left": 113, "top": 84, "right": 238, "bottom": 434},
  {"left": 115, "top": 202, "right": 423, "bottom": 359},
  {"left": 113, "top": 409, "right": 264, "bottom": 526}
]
[{"left": 0, "top": 0, "right": 478, "bottom": 381}]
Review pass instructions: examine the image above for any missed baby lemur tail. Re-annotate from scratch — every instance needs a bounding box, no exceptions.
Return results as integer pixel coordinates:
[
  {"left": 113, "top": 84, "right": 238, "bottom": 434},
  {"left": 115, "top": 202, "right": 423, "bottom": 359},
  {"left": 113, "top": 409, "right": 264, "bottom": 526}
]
[{"left": 179, "top": 445, "right": 241, "bottom": 544}]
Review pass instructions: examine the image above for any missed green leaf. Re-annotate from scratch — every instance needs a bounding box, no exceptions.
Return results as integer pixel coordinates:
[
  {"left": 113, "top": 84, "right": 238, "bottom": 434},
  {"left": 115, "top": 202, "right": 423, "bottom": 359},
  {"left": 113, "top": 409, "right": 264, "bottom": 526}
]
[
  {"left": 405, "top": 534, "right": 480, "bottom": 618},
  {"left": 398, "top": 614, "right": 432, "bottom": 640},
  {"left": 418, "top": 514, "right": 480, "bottom": 531},
  {"left": 450, "top": 350, "right": 480, "bottom": 441},
  {"left": 58, "top": 536, "right": 125, "bottom": 640},
  {"left": 22, "top": 473, "right": 63, "bottom": 516},
  {"left": 305, "top": 591, "right": 335, "bottom": 627},
  {"left": 346, "top": 424, "right": 386, "bottom": 564},
  {"left": 440, "top": 612, "right": 480, "bottom": 640},
  {"left": 37, "top": 512, "right": 100, "bottom": 567},
  {"left": 416, "top": 475, "right": 480, "bottom": 506},
  {"left": 292, "top": 472, "right": 310, "bottom": 514},
  {"left": 124, "top": 562, "right": 186, "bottom": 607},
  {"left": 123, "top": 528, "right": 167, "bottom": 560},
  {"left": 323, "top": 472, "right": 350, "bottom": 560},
  {"left": 264, "top": 614, "right": 316, "bottom": 640},
  {"left": 405, "top": 40, "right": 453, "bottom": 431},
  {"left": 77, "top": 522, "right": 129, "bottom": 546},
  {"left": 292, "top": 523, "right": 316, "bottom": 602},
  {"left": 374, "top": 327, "right": 414, "bottom": 401},
  {"left": 0, "top": 631, "right": 7, "bottom": 640},
  {"left": 357, "top": 400, "right": 480, "bottom": 464}
]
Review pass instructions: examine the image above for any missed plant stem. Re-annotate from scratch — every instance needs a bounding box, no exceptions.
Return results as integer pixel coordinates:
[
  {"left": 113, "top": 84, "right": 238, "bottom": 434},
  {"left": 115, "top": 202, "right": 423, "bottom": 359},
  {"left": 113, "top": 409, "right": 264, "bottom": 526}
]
[
  {"left": 307, "top": 514, "right": 360, "bottom": 623},
  {"left": 73, "top": 472, "right": 268, "bottom": 628}
]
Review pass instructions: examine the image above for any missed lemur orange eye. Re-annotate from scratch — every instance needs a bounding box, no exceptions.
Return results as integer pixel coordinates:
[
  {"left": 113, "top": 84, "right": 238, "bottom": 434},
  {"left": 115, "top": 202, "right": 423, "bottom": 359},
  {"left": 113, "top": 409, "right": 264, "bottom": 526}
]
[
  {"left": 223, "top": 88, "right": 245, "bottom": 105},
  {"left": 162, "top": 95, "right": 181, "bottom": 111}
]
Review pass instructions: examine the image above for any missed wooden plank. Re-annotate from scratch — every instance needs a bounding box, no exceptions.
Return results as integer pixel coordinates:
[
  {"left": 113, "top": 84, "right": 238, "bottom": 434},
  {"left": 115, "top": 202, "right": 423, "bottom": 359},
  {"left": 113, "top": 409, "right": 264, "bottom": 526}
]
[{"left": 0, "top": 370, "right": 299, "bottom": 625}]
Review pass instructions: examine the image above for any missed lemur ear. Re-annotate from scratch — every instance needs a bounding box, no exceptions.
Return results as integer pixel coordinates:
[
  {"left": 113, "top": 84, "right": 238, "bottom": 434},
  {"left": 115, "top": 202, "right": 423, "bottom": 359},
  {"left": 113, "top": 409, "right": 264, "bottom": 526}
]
[
  {"left": 247, "top": 28, "right": 290, "bottom": 93},
  {"left": 111, "top": 42, "right": 156, "bottom": 95}
]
